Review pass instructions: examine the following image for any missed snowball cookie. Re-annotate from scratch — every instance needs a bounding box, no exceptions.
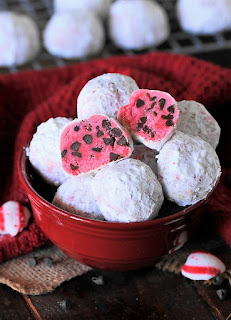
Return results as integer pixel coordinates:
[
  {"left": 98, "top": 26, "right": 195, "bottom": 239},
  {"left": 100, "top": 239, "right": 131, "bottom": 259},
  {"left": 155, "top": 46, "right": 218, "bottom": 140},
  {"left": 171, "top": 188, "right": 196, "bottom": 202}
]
[
  {"left": 131, "top": 144, "right": 158, "bottom": 175},
  {"left": 0, "top": 11, "right": 40, "bottom": 67},
  {"left": 109, "top": 0, "right": 170, "bottom": 50},
  {"left": 157, "top": 131, "right": 221, "bottom": 206},
  {"left": 92, "top": 159, "right": 164, "bottom": 222},
  {"left": 43, "top": 11, "right": 105, "bottom": 59},
  {"left": 54, "top": 0, "right": 113, "bottom": 20},
  {"left": 177, "top": 100, "right": 221, "bottom": 149},
  {"left": 77, "top": 73, "right": 139, "bottom": 119},
  {"left": 52, "top": 173, "right": 104, "bottom": 220},
  {"left": 27, "top": 117, "right": 72, "bottom": 186},
  {"left": 176, "top": 0, "right": 231, "bottom": 35}
]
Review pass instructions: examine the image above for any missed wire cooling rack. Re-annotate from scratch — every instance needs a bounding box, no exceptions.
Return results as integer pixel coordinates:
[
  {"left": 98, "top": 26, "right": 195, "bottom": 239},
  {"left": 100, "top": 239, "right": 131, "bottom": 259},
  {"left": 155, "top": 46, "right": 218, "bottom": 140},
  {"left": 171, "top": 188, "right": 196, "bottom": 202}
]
[{"left": 0, "top": 0, "right": 231, "bottom": 73}]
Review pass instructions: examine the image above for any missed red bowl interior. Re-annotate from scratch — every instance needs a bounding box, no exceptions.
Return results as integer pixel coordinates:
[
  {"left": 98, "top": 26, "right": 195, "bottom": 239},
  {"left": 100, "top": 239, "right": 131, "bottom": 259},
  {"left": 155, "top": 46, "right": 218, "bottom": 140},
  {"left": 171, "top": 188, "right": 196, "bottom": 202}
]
[{"left": 18, "top": 147, "right": 212, "bottom": 271}]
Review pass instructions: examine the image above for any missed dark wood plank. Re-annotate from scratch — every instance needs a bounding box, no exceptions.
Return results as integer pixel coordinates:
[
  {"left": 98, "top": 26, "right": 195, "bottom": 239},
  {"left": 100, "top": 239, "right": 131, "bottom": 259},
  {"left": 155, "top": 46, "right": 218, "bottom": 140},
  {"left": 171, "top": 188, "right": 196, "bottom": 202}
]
[
  {"left": 193, "top": 281, "right": 231, "bottom": 320},
  {"left": 0, "top": 284, "right": 36, "bottom": 320},
  {"left": 28, "top": 267, "right": 217, "bottom": 320}
]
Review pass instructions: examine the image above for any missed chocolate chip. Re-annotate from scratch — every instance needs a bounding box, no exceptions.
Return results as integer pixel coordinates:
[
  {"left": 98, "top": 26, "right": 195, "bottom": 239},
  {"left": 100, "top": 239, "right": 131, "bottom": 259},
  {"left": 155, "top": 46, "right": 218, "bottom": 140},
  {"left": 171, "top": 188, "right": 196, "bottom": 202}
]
[
  {"left": 159, "top": 98, "right": 166, "bottom": 110},
  {"left": 216, "top": 288, "right": 228, "bottom": 300},
  {"left": 83, "top": 134, "right": 93, "bottom": 144},
  {"left": 154, "top": 111, "right": 158, "bottom": 116},
  {"left": 117, "top": 136, "right": 128, "bottom": 146},
  {"left": 140, "top": 117, "right": 147, "bottom": 123},
  {"left": 161, "top": 114, "right": 174, "bottom": 120},
  {"left": 96, "top": 126, "right": 99, "bottom": 130},
  {"left": 72, "top": 151, "right": 82, "bottom": 158},
  {"left": 74, "top": 125, "right": 80, "bottom": 131},
  {"left": 90, "top": 155, "right": 94, "bottom": 158},
  {"left": 137, "top": 122, "right": 144, "bottom": 130},
  {"left": 146, "top": 93, "right": 151, "bottom": 98},
  {"left": 103, "top": 137, "right": 115, "bottom": 146},
  {"left": 70, "top": 164, "right": 78, "bottom": 170},
  {"left": 136, "top": 99, "right": 145, "bottom": 108},
  {"left": 87, "top": 124, "right": 92, "bottom": 132},
  {"left": 143, "top": 125, "right": 152, "bottom": 134},
  {"left": 71, "top": 141, "right": 81, "bottom": 151},
  {"left": 224, "top": 172, "right": 231, "bottom": 189},
  {"left": 58, "top": 299, "right": 72, "bottom": 311},
  {"left": 111, "top": 128, "right": 122, "bottom": 137},
  {"left": 97, "top": 130, "right": 104, "bottom": 137},
  {"left": 110, "top": 153, "right": 120, "bottom": 161},
  {"left": 151, "top": 132, "right": 155, "bottom": 138},
  {"left": 147, "top": 102, "right": 156, "bottom": 111},
  {"left": 150, "top": 96, "right": 157, "bottom": 101},
  {"left": 92, "top": 147, "right": 103, "bottom": 152},
  {"left": 212, "top": 275, "right": 225, "bottom": 286},
  {"left": 166, "top": 119, "right": 174, "bottom": 126},
  {"left": 27, "top": 257, "right": 37, "bottom": 267},
  {"left": 44, "top": 257, "right": 53, "bottom": 268},
  {"left": 102, "top": 119, "right": 111, "bottom": 130},
  {"left": 167, "top": 105, "right": 175, "bottom": 113},
  {"left": 61, "top": 149, "right": 67, "bottom": 158}
]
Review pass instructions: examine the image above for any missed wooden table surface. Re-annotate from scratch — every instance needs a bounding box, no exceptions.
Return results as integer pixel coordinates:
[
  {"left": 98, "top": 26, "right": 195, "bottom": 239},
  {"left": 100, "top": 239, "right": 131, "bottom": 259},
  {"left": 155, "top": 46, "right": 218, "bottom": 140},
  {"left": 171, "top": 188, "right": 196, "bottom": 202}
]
[{"left": 1, "top": 242, "right": 231, "bottom": 320}]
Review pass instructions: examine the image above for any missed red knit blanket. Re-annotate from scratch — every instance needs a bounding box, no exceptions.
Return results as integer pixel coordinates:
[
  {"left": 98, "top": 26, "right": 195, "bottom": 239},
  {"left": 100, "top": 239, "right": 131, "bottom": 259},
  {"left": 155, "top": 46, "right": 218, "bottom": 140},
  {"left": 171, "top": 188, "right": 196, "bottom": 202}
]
[{"left": 1, "top": 52, "right": 231, "bottom": 262}]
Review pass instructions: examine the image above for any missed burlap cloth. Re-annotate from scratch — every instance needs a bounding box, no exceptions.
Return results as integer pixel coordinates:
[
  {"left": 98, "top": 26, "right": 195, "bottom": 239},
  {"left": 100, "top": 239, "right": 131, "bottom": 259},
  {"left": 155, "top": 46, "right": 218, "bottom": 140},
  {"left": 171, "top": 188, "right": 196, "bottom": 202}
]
[{"left": 1, "top": 236, "right": 230, "bottom": 295}]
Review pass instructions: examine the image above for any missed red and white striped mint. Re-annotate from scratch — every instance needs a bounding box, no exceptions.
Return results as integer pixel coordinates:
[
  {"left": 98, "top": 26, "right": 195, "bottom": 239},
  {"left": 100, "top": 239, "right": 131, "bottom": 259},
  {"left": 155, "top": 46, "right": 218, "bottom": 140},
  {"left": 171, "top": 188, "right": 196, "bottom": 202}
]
[
  {"left": 117, "top": 89, "right": 179, "bottom": 151},
  {"left": 181, "top": 251, "right": 226, "bottom": 280},
  {"left": 0, "top": 201, "right": 31, "bottom": 237},
  {"left": 60, "top": 115, "right": 133, "bottom": 176}
]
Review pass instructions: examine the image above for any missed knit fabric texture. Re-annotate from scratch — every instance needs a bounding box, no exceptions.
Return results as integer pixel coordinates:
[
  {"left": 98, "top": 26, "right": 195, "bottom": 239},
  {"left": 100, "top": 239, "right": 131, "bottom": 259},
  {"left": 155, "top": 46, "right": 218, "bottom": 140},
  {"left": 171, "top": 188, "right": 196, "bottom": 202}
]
[{"left": 0, "top": 51, "right": 231, "bottom": 262}]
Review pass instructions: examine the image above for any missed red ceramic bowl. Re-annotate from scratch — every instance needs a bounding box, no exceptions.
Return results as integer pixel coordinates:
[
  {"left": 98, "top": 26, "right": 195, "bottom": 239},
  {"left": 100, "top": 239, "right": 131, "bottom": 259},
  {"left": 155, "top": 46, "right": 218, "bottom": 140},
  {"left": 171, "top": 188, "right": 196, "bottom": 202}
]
[{"left": 18, "top": 148, "right": 213, "bottom": 271}]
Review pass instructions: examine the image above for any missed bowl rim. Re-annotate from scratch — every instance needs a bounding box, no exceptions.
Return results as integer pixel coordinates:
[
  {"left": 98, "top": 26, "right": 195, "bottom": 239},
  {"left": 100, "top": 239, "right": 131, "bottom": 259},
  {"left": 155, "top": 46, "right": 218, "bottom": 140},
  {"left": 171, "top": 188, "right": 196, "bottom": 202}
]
[{"left": 18, "top": 146, "right": 212, "bottom": 230}]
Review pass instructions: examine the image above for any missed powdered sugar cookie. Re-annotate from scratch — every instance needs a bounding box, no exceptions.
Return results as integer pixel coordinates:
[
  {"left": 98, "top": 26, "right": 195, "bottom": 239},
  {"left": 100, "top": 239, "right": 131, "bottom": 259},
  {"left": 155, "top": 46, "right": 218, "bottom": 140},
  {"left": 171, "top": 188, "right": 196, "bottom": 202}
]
[
  {"left": 177, "top": 100, "right": 221, "bottom": 149},
  {"left": 177, "top": 0, "right": 231, "bottom": 35},
  {"left": 118, "top": 89, "right": 179, "bottom": 151},
  {"left": 92, "top": 159, "right": 164, "bottom": 222},
  {"left": 77, "top": 73, "right": 139, "bottom": 119},
  {"left": 109, "top": 0, "right": 170, "bottom": 50},
  {"left": 53, "top": 173, "right": 104, "bottom": 220},
  {"left": 157, "top": 131, "right": 221, "bottom": 206},
  {"left": 43, "top": 11, "right": 105, "bottom": 59},
  {"left": 0, "top": 11, "right": 40, "bottom": 66},
  {"left": 60, "top": 115, "right": 133, "bottom": 176},
  {"left": 0, "top": 201, "right": 31, "bottom": 236},
  {"left": 54, "top": 0, "right": 113, "bottom": 20},
  {"left": 28, "top": 117, "right": 72, "bottom": 186}
]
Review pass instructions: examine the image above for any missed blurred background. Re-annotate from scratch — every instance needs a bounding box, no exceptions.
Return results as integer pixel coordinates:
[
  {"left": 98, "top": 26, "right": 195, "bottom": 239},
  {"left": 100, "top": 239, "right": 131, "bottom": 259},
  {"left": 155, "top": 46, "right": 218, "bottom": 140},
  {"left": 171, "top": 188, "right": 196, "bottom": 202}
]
[{"left": 0, "top": 0, "right": 231, "bottom": 74}]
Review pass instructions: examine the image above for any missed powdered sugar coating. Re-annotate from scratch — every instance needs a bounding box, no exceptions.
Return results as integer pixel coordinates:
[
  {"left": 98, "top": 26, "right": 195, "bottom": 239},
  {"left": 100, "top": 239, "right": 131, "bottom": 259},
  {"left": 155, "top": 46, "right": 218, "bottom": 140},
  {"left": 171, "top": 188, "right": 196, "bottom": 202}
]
[
  {"left": 181, "top": 251, "right": 226, "bottom": 280},
  {"left": 43, "top": 11, "right": 105, "bottom": 59},
  {"left": 118, "top": 89, "right": 179, "bottom": 151},
  {"left": 177, "top": 0, "right": 231, "bottom": 35},
  {"left": 131, "top": 144, "right": 158, "bottom": 175},
  {"left": 60, "top": 115, "right": 134, "bottom": 176},
  {"left": 177, "top": 100, "right": 221, "bottom": 149},
  {"left": 28, "top": 117, "right": 72, "bottom": 186},
  {"left": 77, "top": 73, "right": 139, "bottom": 119},
  {"left": 157, "top": 131, "right": 221, "bottom": 206},
  {"left": 0, "top": 201, "right": 31, "bottom": 236},
  {"left": 109, "top": 0, "right": 170, "bottom": 50},
  {"left": 54, "top": 0, "right": 113, "bottom": 20},
  {"left": 52, "top": 173, "right": 104, "bottom": 220},
  {"left": 0, "top": 11, "right": 40, "bottom": 66},
  {"left": 92, "top": 159, "right": 164, "bottom": 222}
]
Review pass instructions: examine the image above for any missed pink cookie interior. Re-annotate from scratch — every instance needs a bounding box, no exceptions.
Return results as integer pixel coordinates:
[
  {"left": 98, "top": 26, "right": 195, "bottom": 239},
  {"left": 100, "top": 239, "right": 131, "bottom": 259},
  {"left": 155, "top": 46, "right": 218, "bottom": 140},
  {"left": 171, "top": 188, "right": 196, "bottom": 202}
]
[
  {"left": 118, "top": 89, "right": 179, "bottom": 145},
  {"left": 61, "top": 115, "right": 132, "bottom": 175}
]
